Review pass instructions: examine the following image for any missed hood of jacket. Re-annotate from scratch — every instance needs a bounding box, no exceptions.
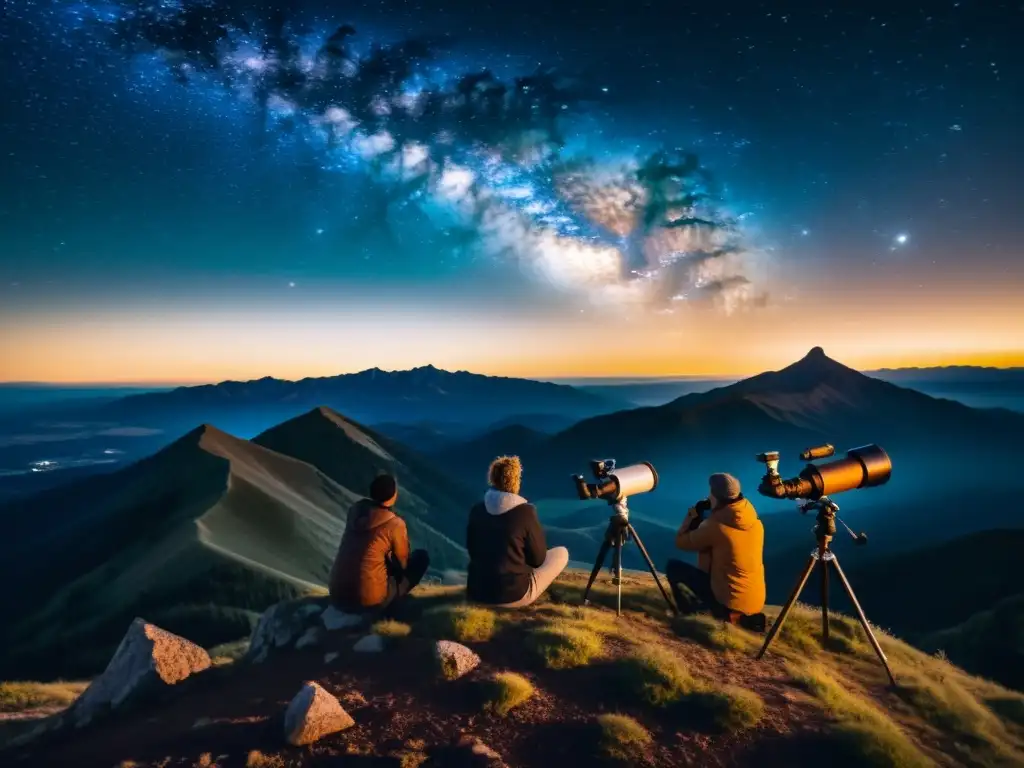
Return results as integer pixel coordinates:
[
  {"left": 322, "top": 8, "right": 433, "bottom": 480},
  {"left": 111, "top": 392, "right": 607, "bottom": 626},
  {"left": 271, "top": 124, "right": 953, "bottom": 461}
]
[
  {"left": 349, "top": 498, "right": 397, "bottom": 531},
  {"left": 483, "top": 488, "right": 529, "bottom": 515},
  {"left": 712, "top": 496, "right": 759, "bottom": 531}
]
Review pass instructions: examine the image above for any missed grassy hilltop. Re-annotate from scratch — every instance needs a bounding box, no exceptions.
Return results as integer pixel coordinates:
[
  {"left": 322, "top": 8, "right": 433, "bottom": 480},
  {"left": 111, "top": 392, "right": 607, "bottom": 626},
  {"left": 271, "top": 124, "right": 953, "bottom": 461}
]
[{"left": 3, "top": 568, "right": 1023, "bottom": 767}]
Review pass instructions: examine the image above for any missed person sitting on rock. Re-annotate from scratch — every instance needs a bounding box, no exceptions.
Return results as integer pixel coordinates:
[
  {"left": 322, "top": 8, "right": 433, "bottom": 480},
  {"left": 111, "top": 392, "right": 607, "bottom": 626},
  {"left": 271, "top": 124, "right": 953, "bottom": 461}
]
[
  {"left": 466, "top": 455, "right": 569, "bottom": 608},
  {"left": 329, "top": 473, "right": 430, "bottom": 615},
  {"left": 668, "top": 472, "right": 767, "bottom": 632}
]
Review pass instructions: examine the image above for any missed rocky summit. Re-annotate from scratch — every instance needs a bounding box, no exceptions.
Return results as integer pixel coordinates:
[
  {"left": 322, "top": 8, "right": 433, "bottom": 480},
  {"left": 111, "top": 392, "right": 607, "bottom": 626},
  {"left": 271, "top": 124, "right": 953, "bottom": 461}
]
[{"left": 2, "top": 569, "right": 1023, "bottom": 767}]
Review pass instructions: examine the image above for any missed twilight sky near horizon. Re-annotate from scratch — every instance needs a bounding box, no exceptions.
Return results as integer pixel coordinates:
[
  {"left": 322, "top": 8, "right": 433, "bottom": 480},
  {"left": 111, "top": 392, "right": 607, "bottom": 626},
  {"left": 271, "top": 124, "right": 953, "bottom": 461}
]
[{"left": 1, "top": 0, "right": 1022, "bottom": 383}]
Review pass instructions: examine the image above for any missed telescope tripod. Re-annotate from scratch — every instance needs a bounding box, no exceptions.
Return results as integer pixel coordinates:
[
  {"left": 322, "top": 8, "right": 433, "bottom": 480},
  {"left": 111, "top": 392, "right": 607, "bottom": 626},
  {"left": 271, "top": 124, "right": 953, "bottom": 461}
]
[
  {"left": 755, "top": 499, "right": 896, "bottom": 685},
  {"left": 581, "top": 499, "right": 677, "bottom": 616}
]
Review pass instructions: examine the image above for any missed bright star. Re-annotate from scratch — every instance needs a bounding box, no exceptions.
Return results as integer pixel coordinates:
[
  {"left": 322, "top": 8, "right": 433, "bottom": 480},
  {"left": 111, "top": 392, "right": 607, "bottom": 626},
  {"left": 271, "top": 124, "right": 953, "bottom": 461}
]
[
  {"left": 801, "top": 229, "right": 810, "bottom": 236},
  {"left": 315, "top": 228, "right": 324, "bottom": 235},
  {"left": 895, "top": 233, "right": 908, "bottom": 245},
  {"left": 288, "top": 281, "right": 296, "bottom": 288}
]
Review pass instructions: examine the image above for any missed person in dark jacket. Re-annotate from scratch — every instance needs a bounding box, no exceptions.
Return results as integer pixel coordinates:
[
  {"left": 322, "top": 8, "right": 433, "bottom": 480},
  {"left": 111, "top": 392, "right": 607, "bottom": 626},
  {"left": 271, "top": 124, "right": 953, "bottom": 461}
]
[
  {"left": 466, "top": 455, "right": 569, "bottom": 607},
  {"left": 328, "top": 473, "right": 429, "bottom": 614}
]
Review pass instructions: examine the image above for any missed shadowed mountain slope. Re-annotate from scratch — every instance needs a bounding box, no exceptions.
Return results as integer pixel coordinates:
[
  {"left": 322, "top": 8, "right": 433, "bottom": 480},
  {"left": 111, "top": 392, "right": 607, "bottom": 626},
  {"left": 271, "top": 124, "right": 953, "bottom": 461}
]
[
  {"left": 0, "top": 414, "right": 469, "bottom": 681},
  {"left": 252, "top": 406, "right": 473, "bottom": 564}
]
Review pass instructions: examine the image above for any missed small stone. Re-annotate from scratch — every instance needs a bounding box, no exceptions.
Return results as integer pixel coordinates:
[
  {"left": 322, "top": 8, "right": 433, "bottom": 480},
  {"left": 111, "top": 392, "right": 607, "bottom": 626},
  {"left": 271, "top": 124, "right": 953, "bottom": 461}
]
[
  {"left": 322, "top": 606, "right": 363, "bottom": 631},
  {"left": 192, "top": 717, "right": 213, "bottom": 729},
  {"left": 299, "top": 604, "right": 325, "bottom": 617},
  {"left": 296, "top": 626, "right": 323, "bottom": 650},
  {"left": 353, "top": 634, "right": 385, "bottom": 653},
  {"left": 324, "top": 652, "right": 340, "bottom": 664},
  {"left": 434, "top": 641, "right": 480, "bottom": 681},
  {"left": 283, "top": 681, "right": 354, "bottom": 746}
]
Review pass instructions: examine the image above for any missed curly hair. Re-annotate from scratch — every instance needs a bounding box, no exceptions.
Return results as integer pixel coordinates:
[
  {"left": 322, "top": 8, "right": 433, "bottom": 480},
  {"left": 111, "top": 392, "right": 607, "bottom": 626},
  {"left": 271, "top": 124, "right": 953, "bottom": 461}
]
[{"left": 487, "top": 455, "right": 523, "bottom": 494}]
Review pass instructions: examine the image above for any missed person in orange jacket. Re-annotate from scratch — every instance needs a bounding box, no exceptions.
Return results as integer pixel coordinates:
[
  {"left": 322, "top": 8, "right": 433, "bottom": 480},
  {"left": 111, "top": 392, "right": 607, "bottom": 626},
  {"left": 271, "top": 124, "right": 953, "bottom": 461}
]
[
  {"left": 329, "top": 473, "right": 429, "bottom": 614},
  {"left": 668, "top": 472, "right": 767, "bottom": 632}
]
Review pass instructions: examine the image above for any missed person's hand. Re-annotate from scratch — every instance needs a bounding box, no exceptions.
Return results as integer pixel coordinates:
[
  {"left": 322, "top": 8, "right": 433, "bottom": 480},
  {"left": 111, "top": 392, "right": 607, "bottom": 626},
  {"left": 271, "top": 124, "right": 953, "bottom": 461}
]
[{"left": 681, "top": 507, "right": 697, "bottom": 531}]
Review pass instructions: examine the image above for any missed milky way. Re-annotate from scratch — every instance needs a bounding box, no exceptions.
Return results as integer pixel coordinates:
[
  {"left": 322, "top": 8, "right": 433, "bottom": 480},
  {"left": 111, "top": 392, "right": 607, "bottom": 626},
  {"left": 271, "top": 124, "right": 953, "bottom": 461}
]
[{"left": 52, "top": 0, "right": 767, "bottom": 314}]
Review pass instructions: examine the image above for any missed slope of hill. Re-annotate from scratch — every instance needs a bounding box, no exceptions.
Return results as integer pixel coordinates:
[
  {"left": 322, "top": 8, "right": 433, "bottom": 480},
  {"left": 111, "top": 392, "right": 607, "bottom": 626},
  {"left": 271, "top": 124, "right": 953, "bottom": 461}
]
[
  {"left": 0, "top": 416, "right": 468, "bottom": 681},
  {"left": 920, "top": 594, "right": 1024, "bottom": 691},
  {"left": 251, "top": 407, "right": 473, "bottom": 562},
  {"left": 5, "top": 570, "right": 1024, "bottom": 767}
]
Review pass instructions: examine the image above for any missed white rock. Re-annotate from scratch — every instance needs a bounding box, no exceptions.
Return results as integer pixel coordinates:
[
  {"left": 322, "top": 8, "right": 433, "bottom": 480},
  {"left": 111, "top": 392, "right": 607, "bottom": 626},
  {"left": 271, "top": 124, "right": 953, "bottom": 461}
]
[
  {"left": 434, "top": 640, "right": 481, "bottom": 681},
  {"left": 324, "top": 652, "right": 340, "bottom": 664},
  {"left": 283, "top": 681, "right": 354, "bottom": 746},
  {"left": 353, "top": 634, "right": 385, "bottom": 653},
  {"left": 322, "top": 606, "right": 363, "bottom": 631},
  {"left": 69, "top": 619, "right": 211, "bottom": 727}
]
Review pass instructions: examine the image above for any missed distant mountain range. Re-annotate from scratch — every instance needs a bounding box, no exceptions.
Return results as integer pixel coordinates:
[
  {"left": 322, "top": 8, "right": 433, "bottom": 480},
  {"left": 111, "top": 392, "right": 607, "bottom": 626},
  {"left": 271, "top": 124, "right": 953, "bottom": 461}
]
[
  {"left": 0, "top": 407, "right": 471, "bottom": 680},
  {"left": 96, "top": 365, "right": 621, "bottom": 430}
]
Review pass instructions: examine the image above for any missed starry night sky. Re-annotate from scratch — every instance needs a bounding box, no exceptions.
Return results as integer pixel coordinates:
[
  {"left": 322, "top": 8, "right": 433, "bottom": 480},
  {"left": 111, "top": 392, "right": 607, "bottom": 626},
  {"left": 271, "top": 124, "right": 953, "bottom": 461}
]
[{"left": 2, "top": 0, "right": 1022, "bottom": 382}]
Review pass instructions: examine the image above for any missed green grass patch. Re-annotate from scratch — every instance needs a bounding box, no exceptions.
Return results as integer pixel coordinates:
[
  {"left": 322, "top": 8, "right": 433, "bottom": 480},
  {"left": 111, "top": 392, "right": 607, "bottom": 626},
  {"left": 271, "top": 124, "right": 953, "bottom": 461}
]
[
  {"left": 372, "top": 619, "right": 412, "bottom": 638},
  {"left": 685, "top": 686, "right": 766, "bottom": 733},
  {"left": 596, "top": 713, "right": 652, "bottom": 763},
  {"left": 614, "top": 648, "right": 764, "bottom": 732},
  {"left": 617, "top": 647, "right": 695, "bottom": 707},
  {"left": 892, "top": 664, "right": 1019, "bottom": 764},
  {"left": 789, "top": 662, "right": 932, "bottom": 768},
  {"left": 671, "top": 615, "right": 752, "bottom": 651},
  {"left": 532, "top": 604, "right": 621, "bottom": 636},
  {"left": 0, "top": 680, "right": 89, "bottom": 713},
  {"left": 481, "top": 672, "right": 536, "bottom": 716},
  {"left": 528, "top": 624, "right": 603, "bottom": 669},
  {"left": 423, "top": 604, "right": 498, "bottom": 643}
]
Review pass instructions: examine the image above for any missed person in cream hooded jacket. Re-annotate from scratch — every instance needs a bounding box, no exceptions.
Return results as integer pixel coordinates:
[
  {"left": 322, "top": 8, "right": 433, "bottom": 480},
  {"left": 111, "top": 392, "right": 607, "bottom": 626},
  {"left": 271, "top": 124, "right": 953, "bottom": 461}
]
[{"left": 466, "top": 455, "right": 569, "bottom": 607}]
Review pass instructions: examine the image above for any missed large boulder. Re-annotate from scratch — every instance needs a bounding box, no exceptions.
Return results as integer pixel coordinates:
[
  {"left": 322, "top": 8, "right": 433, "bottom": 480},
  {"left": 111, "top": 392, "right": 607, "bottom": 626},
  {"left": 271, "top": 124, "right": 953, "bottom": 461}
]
[
  {"left": 434, "top": 640, "right": 481, "bottom": 681},
  {"left": 247, "top": 597, "right": 329, "bottom": 663},
  {"left": 284, "top": 681, "right": 354, "bottom": 746},
  {"left": 68, "top": 619, "right": 211, "bottom": 727}
]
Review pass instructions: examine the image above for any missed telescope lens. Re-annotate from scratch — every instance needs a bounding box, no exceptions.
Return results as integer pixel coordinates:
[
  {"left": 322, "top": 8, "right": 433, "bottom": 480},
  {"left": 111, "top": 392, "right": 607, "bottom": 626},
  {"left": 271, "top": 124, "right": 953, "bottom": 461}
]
[
  {"left": 800, "top": 444, "right": 835, "bottom": 461},
  {"left": 808, "top": 444, "right": 892, "bottom": 497}
]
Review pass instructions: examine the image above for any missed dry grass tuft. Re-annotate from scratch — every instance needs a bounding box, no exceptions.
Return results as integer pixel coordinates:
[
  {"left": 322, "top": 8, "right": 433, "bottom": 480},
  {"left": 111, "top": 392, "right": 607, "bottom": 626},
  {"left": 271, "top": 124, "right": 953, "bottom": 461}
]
[
  {"left": 245, "top": 750, "right": 285, "bottom": 768},
  {"left": 423, "top": 604, "right": 498, "bottom": 642},
  {"left": 597, "top": 713, "right": 652, "bottom": 763},
  {"left": 481, "top": 671, "right": 536, "bottom": 716},
  {"left": 0, "top": 680, "right": 89, "bottom": 713},
  {"left": 789, "top": 662, "right": 932, "bottom": 768},
  {"left": 528, "top": 623, "right": 603, "bottom": 669},
  {"left": 372, "top": 619, "right": 413, "bottom": 638}
]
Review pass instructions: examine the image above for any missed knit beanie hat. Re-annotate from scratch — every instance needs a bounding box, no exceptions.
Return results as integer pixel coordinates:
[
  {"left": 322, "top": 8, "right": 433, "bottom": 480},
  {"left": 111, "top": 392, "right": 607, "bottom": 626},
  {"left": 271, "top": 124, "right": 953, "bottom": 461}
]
[
  {"left": 488, "top": 456, "right": 522, "bottom": 494},
  {"left": 709, "top": 472, "right": 742, "bottom": 503},
  {"left": 369, "top": 473, "right": 398, "bottom": 506}
]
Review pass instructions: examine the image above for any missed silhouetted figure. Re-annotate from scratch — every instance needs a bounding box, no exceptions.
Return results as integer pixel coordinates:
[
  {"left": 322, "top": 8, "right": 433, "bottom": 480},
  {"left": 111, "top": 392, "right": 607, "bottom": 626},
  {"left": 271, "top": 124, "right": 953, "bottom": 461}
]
[
  {"left": 466, "top": 456, "right": 568, "bottom": 608},
  {"left": 329, "top": 474, "right": 429, "bottom": 614}
]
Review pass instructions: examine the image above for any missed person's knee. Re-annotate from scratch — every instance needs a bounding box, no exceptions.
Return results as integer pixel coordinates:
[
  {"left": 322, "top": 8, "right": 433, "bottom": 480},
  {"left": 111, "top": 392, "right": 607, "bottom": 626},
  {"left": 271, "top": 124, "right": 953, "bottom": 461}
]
[{"left": 549, "top": 546, "right": 569, "bottom": 569}]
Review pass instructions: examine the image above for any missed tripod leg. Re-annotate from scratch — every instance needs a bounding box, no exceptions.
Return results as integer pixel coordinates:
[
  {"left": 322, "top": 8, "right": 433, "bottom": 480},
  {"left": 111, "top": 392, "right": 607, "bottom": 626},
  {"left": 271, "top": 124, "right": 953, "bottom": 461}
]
[
  {"left": 626, "top": 523, "right": 678, "bottom": 615},
  {"left": 820, "top": 553, "right": 830, "bottom": 644},
  {"left": 612, "top": 538, "right": 623, "bottom": 616},
  {"left": 757, "top": 553, "right": 817, "bottom": 660},
  {"left": 829, "top": 556, "right": 897, "bottom": 686},
  {"left": 582, "top": 538, "right": 612, "bottom": 606}
]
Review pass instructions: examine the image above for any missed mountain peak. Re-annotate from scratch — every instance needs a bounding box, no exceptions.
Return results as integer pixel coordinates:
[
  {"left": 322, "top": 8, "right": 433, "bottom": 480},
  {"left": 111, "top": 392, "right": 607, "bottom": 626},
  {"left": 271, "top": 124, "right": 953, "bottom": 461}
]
[{"left": 806, "top": 346, "right": 827, "bottom": 360}]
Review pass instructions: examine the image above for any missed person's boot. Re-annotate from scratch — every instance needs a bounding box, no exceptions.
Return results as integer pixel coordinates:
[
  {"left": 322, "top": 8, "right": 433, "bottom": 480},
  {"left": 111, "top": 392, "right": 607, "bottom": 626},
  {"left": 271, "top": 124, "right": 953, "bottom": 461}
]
[{"left": 738, "top": 612, "right": 767, "bottom": 633}]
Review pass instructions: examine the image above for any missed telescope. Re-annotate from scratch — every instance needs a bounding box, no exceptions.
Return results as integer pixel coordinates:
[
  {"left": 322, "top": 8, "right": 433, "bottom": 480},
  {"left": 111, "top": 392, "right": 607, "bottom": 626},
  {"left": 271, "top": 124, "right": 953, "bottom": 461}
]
[
  {"left": 755, "top": 444, "right": 891, "bottom": 501},
  {"left": 571, "top": 459, "right": 674, "bottom": 616},
  {"left": 572, "top": 459, "right": 659, "bottom": 504}
]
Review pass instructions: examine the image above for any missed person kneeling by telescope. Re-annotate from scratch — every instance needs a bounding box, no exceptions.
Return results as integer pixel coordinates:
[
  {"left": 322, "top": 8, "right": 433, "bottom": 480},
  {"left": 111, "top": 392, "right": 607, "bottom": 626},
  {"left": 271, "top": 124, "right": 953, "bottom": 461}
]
[{"left": 668, "top": 473, "right": 767, "bottom": 632}]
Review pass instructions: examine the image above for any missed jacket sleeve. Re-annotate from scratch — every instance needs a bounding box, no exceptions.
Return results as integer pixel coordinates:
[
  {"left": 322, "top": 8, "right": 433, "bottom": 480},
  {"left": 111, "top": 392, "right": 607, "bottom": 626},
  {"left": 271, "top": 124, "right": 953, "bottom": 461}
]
[
  {"left": 391, "top": 518, "right": 410, "bottom": 570},
  {"left": 523, "top": 506, "right": 547, "bottom": 568},
  {"left": 676, "top": 518, "right": 716, "bottom": 552}
]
